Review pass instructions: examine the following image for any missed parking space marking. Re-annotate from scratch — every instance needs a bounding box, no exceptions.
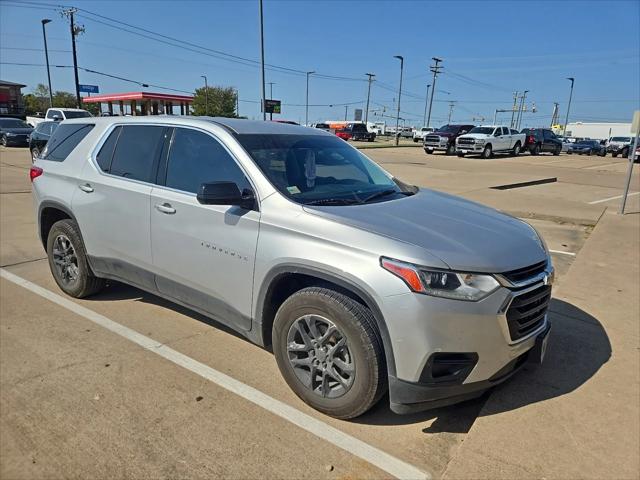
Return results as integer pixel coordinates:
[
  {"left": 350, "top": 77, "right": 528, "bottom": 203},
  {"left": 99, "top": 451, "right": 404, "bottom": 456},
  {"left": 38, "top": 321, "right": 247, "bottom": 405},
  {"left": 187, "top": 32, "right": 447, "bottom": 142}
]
[
  {"left": 0, "top": 268, "right": 429, "bottom": 480},
  {"left": 588, "top": 191, "right": 639, "bottom": 205}
]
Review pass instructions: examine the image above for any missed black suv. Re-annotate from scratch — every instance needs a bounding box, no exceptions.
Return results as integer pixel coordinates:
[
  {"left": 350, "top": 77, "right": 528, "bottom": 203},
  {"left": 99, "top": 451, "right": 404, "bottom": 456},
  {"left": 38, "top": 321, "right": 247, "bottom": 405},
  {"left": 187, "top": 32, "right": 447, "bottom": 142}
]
[
  {"left": 521, "top": 128, "right": 562, "bottom": 155},
  {"left": 339, "top": 123, "right": 376, "bottom": 142},
  {"left": 29, "top": 121, "right": 59, "bottom": 162}
]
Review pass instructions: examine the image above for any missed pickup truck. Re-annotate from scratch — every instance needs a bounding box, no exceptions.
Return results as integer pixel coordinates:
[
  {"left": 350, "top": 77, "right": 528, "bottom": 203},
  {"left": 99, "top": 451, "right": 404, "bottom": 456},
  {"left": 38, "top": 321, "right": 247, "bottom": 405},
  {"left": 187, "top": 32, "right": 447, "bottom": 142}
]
[
  {"left": 26, "top": 108, "right": 92, "bottom": 127},
  {"left": 424, "top": 124, "right": 475, "bottom": 155},
  {"left": 456, "top": 125, "right": 525, "bottom": 158},
  {"left": 412, "top": 127, "right": 434, "bottom": 143}
]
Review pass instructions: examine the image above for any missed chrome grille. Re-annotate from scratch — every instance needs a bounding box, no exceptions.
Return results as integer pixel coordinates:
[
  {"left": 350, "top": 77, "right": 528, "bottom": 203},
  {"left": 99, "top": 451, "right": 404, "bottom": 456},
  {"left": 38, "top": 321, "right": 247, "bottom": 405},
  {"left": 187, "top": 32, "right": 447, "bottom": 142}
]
[
  {"left": 457, "top": 137, "right": 475, "bottom": 146},
  {"left": 506, "top": 284, "right": 551, "bottom": 341}
]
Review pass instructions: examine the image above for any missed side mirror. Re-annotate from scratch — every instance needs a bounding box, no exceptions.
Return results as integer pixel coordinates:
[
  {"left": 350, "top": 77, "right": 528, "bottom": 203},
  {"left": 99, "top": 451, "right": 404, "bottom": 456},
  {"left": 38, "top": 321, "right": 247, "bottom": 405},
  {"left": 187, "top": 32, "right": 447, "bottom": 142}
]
[
  {"left": 197, "top": 181, "right": 256, "bottom": 210},
  {"left": 460, "top": 130, "right": 467, "bottom": 134}
]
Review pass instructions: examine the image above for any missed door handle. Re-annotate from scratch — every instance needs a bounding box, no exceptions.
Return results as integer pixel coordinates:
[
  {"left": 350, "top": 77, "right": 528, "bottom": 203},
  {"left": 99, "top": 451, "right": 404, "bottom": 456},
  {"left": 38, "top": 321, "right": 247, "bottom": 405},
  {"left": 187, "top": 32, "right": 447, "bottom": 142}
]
[
  {"left": 155, "top": 203, "right": 176, "bottom": 214},
  {"left": 78, "top": 183, "right": 94, "bottom": 193}
]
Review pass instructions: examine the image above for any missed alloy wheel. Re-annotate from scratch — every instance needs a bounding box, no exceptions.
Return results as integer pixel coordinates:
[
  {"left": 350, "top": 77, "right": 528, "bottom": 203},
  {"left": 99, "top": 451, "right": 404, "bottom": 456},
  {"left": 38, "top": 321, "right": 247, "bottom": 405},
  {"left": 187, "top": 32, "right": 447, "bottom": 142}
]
[
  {"left": 286, "top": 314, "right": 355, "bottom": 399},
  {"left": 52, "top": 234, "right": 79, "bottom": 285}
]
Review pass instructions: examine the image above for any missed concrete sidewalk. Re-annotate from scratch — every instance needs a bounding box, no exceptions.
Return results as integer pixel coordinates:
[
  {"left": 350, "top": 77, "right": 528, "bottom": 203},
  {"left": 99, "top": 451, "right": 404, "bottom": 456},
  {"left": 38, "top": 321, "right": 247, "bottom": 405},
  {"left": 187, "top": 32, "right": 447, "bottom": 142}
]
[{"left": 443, "top": 209, "right": 640, "bottom": 479}]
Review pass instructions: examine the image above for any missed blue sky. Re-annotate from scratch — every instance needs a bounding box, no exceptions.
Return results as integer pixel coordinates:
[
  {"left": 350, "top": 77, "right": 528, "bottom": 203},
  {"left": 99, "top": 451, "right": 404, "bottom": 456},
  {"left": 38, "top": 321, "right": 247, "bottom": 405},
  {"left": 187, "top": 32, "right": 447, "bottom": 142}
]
[{"left": 1, "top": 0, "right": 639, "bottom": 127}]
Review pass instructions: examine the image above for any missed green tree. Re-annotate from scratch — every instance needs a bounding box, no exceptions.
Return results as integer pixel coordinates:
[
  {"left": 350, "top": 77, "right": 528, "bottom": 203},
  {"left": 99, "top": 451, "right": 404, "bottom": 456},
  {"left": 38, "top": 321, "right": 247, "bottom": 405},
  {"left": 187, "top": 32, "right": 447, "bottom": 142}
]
[
  {"left": 192, "top": 86, "right": 237, "bottom": 117},
  {"left": 52, "top": 91, "right": 78, "bottom": 108},
  {"left": 23, "top": 83, "right": 50, "bottom": 115}
]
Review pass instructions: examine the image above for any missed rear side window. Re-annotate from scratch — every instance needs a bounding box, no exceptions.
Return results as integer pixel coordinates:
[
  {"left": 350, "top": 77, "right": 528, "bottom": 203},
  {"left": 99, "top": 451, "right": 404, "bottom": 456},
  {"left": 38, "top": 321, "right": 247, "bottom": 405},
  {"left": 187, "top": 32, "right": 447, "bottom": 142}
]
[
  {"left": 164, "top": 128, "right": 250, "bottom": 194},
  {"left": 109, "top": 125, "right": 166, "bottom": 183},
  {"left": 96, "top": 127, "right": 121, "bottom": 172},
  {"left": 510, "top": 129, "right": 519, "bottom": 135},
  {"left": 42, "top": 123, "right": 94, "bottom": 162},
  {"left": 46, "top": 109, "right": 61, "bottom": 119}
]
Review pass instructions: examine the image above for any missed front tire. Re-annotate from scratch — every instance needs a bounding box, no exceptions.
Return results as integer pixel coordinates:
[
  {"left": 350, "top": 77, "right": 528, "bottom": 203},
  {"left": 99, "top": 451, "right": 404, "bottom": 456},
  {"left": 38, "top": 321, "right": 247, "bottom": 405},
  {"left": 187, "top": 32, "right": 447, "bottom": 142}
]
[
  {"left": 0, "top": 135, "right": 6, "bottom": 147},
  {"left": 553, "top": 146, "right": 561, "bottom": 156},
  {"left": 457, "top": 152, "right": 465, "bottom": 157},
  {"left": 446, "top": 143, "right": 456, "bottom": 156},
  {"left": 481, "top": 144, "right": 493, "bottom": 159},
  {"left": 612, "top": 152, "right": 618, "bottom": 158},
  {"left": 47, "top": 219, "right": 105, "bottom": 298},
  {"left": 273, "top": 287, "right": 386, "bottom": 419}
]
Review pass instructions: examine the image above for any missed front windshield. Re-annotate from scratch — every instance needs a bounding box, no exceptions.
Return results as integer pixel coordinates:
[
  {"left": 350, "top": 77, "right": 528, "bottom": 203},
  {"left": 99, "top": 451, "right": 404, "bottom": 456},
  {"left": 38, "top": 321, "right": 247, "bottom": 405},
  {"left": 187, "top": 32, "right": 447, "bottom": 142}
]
[
  {"left": 611, "top": 137, "right": 630, "bottom": 142},
  {"left": 436, "top": 125, "right": 457, "bottom": 133},
  {"left": 237, "top": 134, "right": 409, "bottom": 205},
  {"left": 64, "top": 111, "right": 92, "bottom": 119},
  {"left": 0, "top": 119, "right": 30, "bottom": 128},
  {"left": 468, "top": 127, "right": 495, "bottom": 135}
]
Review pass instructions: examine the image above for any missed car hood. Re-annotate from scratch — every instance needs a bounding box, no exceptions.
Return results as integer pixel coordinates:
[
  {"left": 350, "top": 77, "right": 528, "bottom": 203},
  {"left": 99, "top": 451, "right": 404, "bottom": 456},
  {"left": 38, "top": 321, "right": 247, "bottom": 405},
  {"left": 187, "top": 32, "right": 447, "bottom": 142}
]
[
  {"left": 303, "top": 189, "right": 547, "bottom": 273},
  {"left": 432, "top": 132, "right": 453, "bottom": 137},
  {"left": 458, "top": 133, "right": 490, "bottom": 140},
  {"left": 2, "top": 127, "right": 33, "bottom": 134}
]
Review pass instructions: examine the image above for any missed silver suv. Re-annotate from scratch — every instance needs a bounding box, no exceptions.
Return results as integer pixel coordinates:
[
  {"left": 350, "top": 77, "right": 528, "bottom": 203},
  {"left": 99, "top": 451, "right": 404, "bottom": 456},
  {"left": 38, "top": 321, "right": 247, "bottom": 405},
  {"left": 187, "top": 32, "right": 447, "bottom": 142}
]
[{"left": 30, "top": 117, "right": 553, "bottom": 419}]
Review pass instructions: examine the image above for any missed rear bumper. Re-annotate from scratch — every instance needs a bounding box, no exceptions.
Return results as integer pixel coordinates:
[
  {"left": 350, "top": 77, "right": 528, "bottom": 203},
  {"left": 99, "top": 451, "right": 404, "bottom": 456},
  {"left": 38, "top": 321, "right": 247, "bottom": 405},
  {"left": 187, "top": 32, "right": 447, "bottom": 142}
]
[{"left": 388, "top": 322, "right": 550, "bottom": 414}]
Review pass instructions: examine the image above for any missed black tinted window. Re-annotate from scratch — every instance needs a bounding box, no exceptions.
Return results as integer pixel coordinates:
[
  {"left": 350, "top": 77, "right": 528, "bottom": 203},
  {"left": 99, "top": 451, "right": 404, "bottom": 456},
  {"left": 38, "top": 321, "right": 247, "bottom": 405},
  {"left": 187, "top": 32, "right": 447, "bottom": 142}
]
[
  {"left": 42, "top": 124, "right": 94, "bottom": 162},
  {"left": 96, "top": 127, "right": 121, "bottom": 172},
  {"left": 46, "top": 110, "right": 61, "bottom": 119},
  {"left": 165, "top": 128, "right": 250, "bottom": 194},
  {"left": 110, "top": 126, "right": 166, "bottom": 182}
]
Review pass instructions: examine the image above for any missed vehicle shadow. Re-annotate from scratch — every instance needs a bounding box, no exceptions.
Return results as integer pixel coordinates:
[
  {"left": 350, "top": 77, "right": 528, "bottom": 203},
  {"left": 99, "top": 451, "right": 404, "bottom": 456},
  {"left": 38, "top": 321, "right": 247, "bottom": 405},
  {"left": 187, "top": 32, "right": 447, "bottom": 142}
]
[{"left": 87, "top": 284, "right": 611, "bottom": 433}]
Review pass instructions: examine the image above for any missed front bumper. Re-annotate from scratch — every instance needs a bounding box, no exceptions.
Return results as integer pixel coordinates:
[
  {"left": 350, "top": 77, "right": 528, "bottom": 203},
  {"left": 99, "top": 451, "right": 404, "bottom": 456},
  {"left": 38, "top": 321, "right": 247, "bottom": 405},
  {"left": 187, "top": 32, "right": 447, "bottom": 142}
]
[
  {"left": 389, "top": 322, "right": 550, "bottom": 413},
  {"left": 380, "top": 274, "right": 552, "bottom": 413},
  {"left": 456, "top": 143, "right": 485, "bottom": 153}
]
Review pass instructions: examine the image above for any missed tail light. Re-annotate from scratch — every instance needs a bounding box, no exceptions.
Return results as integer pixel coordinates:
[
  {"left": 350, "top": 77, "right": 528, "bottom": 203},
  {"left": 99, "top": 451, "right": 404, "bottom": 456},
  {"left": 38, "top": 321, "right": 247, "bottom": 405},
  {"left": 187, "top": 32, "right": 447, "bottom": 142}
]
[
  {"left": 29, "top": 166, "right": 43, "bottom": 182},
  {"left": 527, "top": 135, "right": 535, "bottom": 144}
]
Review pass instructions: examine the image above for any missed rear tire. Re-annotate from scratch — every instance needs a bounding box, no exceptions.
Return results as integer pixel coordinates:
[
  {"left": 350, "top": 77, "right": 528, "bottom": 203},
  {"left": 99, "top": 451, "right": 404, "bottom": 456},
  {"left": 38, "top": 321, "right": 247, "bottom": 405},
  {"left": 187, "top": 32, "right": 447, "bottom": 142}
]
[
  {"left": 30, "top": 147, "right": 40, "bottom": 163},
  {"left": 553, "top": 146, "right": 561, "bottom": 156},
  {"left": 531, "top": 144, "right": 540, "bottom": 156},
  {"left": 612, "top": 152, "right": 618, "bottom": 158},
  {"left": 47, "top": 219, "right": 105, "bottom": 298},
  {"left": 273, "top": 287, "right": 386, "bottom": 419},
  {"left": 457, "top": 152, "right": 465, "bottom": 157},
  {"left": 512, "top": 142, "right": 521, "bottom": 156},
  {"left": 621, "top": 147, "right": 629, "bottom": 158}
]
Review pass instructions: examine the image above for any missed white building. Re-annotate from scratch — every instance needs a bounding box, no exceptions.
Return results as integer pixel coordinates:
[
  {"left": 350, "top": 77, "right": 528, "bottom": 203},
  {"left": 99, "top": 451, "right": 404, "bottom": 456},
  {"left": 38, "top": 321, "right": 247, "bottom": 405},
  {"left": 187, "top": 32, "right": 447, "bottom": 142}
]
[{"left": 564, "top": 122, "right": 632, "bottom": 140}]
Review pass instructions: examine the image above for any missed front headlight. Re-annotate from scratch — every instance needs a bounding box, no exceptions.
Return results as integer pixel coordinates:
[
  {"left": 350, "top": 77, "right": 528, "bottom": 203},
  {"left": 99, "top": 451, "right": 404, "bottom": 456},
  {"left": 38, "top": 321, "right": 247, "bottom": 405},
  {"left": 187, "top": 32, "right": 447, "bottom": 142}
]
[
  {"left": 6, "top": 132, "right": 18, "bottom": 137},
  {"left": 474, "top": 139, "right": 485, "bottom": 144},
  {"left": 381, "top": 257, "right": 500, "bottom": 301}
]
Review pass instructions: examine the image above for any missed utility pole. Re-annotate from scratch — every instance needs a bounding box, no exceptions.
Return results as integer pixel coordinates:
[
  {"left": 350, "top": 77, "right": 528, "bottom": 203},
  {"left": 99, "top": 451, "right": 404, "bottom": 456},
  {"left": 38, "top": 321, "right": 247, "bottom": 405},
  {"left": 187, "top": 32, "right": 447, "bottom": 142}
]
[
  {"left": 200, "top": 75, "right": 208, "bottom": 115},
  {"left": 393, "top": 55, "right": 404, "bottom": 146},
  {"left": 563, "top": 77, "right": 575, "bottom": 136},
  {"left": 422, "top": 83, "right": 431, "bottom": 127},
  {"left": 426, "top": 57, "right": 442, "bottom": 129},
  {"left": 447, "top": 101, "right": 456, "bottom": 123},
  {"left": 510, "top": 91, "right": 518, "bottom": 128},
  {"left": 258, "top": 0, "right": 266, "bottom": 121},
  {"left": 235, "top": 89, "right": 239, "bottom": 117},
  {"left": 550, "top": 102, "right": 559, "bottom": 127},
  {"left": 516, "top": 90, "right": 528, "bottom": 130},
  {"left": 41, "top": 19, "right": 53, "bottom": 107},
  {"left": 62, "top": 8, "right": 83, "bottom": 108},
  {"left": 344, "top": 105, "right": 348, "bottom": 121},
  {"left": 364, "top": 73, "right": 375, "bottom": 125},
  {"left": 305, "top": 71, "right": 315, "bottom": 126},
  {"left": 267, "top": 82, "right": 275, "bottom": 120}
]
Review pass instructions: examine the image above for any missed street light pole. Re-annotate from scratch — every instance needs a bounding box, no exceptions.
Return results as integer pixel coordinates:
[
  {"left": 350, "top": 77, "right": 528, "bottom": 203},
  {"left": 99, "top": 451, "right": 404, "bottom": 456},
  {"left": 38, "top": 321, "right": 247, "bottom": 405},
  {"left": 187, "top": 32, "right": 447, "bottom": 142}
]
[
  {"left": 200, "top": 75, "right": 208, "bottom": 116},
  {"left": 563, "top": 77, "right": 575, "bottom": 136},
  {"left": 344, "top": 105, "right": 348, "bottom": 121},
  {"left": 305, "top": 71, "right": 315, "bottom": 126},
  {"left": 510, "top": 91, "right": 518, "bottom": 128},
  {"left": 516, "top": 90, "right": 528, "bottom": 129},
  {"left": 267, "top": 82, "right": 275, "bottom": 120},
  {"left": 258, "top": 0, "right": 266, "bottom": 121},
  {"left": 447, "top": 101, "right": 456, "bottom": 123},
  {"left": 393, "top": 55, "right": 403, "bottom": 146},
  {"left": 426, "top": 57, "right": 442, "bottom": 129},
  {"left": 41, "top": 19, "right": 53, "bottom": 108},
  {"left": 364, "top": 73, "right": 375, "bottom": 125},
  {"left": 422, "top": 83, "right": 431, "bottom": 127}
]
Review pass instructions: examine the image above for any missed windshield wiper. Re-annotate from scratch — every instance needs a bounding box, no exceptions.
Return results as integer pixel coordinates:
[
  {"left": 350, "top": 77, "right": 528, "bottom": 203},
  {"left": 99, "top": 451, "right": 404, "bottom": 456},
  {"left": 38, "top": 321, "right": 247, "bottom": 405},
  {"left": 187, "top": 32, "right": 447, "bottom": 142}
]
[
  {"left": 361, "top": 188, "right": 409, "bottom": 203},
  {"left": 305, "top": 198, "right": 361, "bottom": 206}
]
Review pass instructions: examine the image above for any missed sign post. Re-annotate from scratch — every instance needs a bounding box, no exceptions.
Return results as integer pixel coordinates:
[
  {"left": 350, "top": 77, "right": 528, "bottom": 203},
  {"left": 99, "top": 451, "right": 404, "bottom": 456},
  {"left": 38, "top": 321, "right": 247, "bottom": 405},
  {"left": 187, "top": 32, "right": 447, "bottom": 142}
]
[{"left": 619, "top": 110, "right": 639, "bottom": 215}]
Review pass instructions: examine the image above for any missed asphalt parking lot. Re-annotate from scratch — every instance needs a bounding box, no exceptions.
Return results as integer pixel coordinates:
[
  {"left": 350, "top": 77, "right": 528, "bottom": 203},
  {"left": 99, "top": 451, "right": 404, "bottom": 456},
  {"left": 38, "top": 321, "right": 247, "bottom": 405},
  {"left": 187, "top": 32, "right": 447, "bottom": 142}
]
[{"left": 1, "top": 145, "right": 638, "bottom": 479}]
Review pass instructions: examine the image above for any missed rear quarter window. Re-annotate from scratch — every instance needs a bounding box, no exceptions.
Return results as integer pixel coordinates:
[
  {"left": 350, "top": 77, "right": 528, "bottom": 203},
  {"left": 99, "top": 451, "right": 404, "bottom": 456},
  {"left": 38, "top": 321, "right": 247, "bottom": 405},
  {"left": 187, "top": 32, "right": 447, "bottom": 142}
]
[{"left": 41, "top": 123, "right": 94, "bottom": 162}]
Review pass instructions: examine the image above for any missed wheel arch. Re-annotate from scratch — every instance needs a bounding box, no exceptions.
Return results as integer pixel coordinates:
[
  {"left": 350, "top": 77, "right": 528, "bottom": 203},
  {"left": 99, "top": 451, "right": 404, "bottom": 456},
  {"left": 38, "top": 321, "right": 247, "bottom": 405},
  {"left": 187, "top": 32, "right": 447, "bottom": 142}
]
[
  {"left": 255, "top": 264, "right": 397, "bottom": 377},
  {"left": 38, "top": 201, "right": 78, "bottom": 251}
]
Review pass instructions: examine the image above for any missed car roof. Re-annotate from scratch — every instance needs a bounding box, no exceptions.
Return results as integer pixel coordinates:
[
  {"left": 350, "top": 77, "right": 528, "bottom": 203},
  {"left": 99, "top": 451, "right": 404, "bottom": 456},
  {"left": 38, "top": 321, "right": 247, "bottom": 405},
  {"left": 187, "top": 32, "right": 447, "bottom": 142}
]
[{"left": 60, "top": 115, "right": 329, "bottom": 136}]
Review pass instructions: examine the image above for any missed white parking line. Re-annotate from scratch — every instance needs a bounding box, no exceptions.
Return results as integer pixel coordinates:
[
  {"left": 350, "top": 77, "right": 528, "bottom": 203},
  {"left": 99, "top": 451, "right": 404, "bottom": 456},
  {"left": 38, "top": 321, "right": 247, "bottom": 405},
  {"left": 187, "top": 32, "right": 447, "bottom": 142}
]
[
  {"left": 588, "top": 191, "right": 639, "bottom": 205},
  {"left": 0, "top": 268, "right": 429, "bottom": 480},
  {"left": 549, "top": 249, "right": 576, "bottom": 257}
]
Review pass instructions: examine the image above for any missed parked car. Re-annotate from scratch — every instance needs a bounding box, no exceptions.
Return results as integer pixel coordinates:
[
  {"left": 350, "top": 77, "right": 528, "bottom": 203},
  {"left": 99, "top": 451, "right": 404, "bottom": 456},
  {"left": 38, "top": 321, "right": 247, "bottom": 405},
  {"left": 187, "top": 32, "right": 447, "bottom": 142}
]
[
  {"left": 413, "top": 127, "right": 434, "bottom": 143},
  {"left": 335, "top": 130, "right": 351, "bottom": 141},
  {"left": 456, "top": 125, "right": 525, "bottom": 158},
  {"left": 521, "top": 128, "right": 562, "bottom": 156},
  {"left": 0, "top": 117, "right": 33, "bottom": 147},
  {"left": 314, "top": 123, "right": 331, "bottom": 132},
  {"left": 397, "top": 127, "right": 413, "bottom": 139},
  {"left": 31, "top": 116, "right": 553, "bottom": 419},
  {"left": 606, "top": 136, "right": 633, "bottom": 158},
  {"left": 567, "top": 140, "right": 606, "bottom": 156},
  {"left": 337, "top": 123, "right": 376, "bottom": 142},
  {"left": 26, "top": 107, "right": 92, "bottom": 128},
  {"left": 29, "top": 121, "right": 59, "bottom": 162},
  {"left": 424, "top": 124, "right": 475, "bottom": 155}
]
